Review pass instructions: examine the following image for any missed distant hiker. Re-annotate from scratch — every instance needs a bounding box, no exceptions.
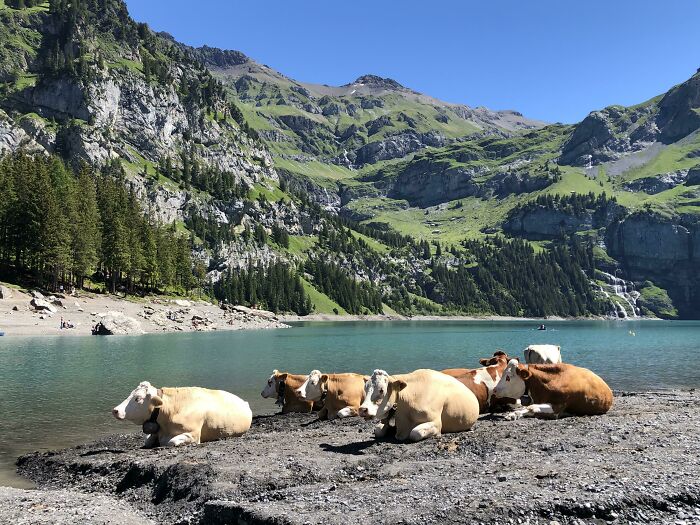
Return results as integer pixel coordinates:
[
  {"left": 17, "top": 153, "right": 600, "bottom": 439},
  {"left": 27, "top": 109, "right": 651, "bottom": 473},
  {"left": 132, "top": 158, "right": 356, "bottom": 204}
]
[{"left": 60, "top": 317, "right": 65, "bottom": 330}]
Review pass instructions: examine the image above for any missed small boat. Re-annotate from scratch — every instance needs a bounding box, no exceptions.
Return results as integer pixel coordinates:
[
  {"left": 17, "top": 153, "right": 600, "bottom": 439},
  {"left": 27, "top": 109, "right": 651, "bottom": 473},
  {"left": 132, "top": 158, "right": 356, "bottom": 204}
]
[{"left": 537, "top": 324, "right": 547, "bottom": 331}]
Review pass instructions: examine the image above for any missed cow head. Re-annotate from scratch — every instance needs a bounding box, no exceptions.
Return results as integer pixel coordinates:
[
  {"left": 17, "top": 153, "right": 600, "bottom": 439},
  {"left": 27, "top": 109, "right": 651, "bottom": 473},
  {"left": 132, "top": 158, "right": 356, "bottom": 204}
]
[
  {"left": 358, "top": 370, "right": 405, "bottom": 420},
  {"left": 479, "top": 350, "right": 512, "bottom": 367},
  {"left": 295, "top": 370, "right": 328, "bottom": 402},
  {"left": 112, "top": 381, "right": 163, "bottom": 424},
  {"left": 261, "top": 370, "right": 287, "bottom": 399},
  {"left": 493, "top": 359, "right": 529, "bottom": 400}
]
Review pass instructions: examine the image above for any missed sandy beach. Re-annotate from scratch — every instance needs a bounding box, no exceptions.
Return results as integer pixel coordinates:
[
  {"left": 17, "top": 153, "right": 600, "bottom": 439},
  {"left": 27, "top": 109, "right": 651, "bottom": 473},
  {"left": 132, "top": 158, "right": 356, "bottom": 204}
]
[{"left": 0, "top": 284, "right": 288, "bottom": 337}]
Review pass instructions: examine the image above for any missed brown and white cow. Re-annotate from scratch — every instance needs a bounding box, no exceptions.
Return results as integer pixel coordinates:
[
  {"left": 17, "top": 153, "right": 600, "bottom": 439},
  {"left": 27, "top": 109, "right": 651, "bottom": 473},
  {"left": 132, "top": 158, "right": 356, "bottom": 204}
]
[
  {"left": 296, "top": 370, "right": 368, "bottom": 420},
  {"left": 112, "top": 381, "right": 252, "bottom": 447},
  {"left": 441, "top": 351, "right": 511, "bottom": 412},
  {"left": 261, "top": 370, "right": 314, "bottom": 413},
  {"left": 493, "top": 359, "right": 613, "bottom": 420},
  {"left": 358, "top": 369, "right": 479, "bottom": 442}
]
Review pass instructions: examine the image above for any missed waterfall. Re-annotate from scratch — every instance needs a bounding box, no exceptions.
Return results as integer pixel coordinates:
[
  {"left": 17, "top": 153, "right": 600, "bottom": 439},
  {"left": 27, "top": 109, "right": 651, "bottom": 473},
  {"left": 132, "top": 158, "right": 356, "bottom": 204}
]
[{"left": 596, "top": 271, "right": 640, "bottom": 318}]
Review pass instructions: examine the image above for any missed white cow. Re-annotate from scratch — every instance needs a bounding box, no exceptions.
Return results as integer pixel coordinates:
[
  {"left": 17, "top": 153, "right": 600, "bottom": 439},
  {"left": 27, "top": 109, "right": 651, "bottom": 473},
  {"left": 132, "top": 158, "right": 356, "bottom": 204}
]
[
  {"left": 112, "top": 381, "right": 252, "bottom": 447},
  {"left": 524, "top": 344, "right": 562, "bottom": 364}
]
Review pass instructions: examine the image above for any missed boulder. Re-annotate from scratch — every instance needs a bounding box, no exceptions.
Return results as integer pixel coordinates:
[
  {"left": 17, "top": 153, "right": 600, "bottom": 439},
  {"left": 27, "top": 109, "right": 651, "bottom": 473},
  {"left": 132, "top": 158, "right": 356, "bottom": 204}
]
[
  {"left": 172, "top": 299, "right": 192, "bottom": 308},
  {"left": 31, "top": 290, "right": 45, "bottom": 300},
  {"left": 687, "top": 167, "right": 700, "bottom": 186},
  {"left": 0, "top": 286, "right": 12, "bottom": 299},
  {"left": 31, "top": 298, "right": 57, "bottom": 314},
  {"left": 231, "top": 305, "right": 277, "bottom": 320},
  {"left": 92, "top": 312, "right": 144, "bottom": 336}
]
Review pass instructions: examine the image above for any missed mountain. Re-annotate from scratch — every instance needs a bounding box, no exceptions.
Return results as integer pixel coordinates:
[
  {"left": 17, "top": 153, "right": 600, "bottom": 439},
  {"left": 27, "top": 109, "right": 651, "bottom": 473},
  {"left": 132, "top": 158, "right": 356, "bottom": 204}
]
[{"left": 0, "top": 0, "right": 698, "bottom": 319}]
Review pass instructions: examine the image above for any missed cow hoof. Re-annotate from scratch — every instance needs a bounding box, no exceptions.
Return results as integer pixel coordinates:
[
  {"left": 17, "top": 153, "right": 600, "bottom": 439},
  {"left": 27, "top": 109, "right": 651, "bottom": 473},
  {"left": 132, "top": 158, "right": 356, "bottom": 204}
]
[{"left": 504, "top": 412, "right": 521, "bottom": 421}]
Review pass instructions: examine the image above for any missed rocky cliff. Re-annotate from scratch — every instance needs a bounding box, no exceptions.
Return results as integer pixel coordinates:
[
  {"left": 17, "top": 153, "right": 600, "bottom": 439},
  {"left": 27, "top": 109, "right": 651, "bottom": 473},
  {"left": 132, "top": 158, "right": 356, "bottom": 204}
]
[{"left": 606, "top": 212, "right": 700, "bottom": 317}]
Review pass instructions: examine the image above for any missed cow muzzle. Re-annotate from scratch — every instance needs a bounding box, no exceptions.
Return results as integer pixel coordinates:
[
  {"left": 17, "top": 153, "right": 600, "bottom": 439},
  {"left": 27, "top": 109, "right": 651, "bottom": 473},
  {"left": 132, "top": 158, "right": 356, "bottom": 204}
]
[{"left": 112, "top": 408, "right": 125, "bottom": 420}]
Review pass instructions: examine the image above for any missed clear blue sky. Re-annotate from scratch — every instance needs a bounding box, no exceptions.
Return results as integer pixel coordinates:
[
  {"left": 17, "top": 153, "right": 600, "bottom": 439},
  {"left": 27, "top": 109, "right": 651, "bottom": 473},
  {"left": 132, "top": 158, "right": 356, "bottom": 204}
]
[{"left": 124, "top": 0, "right": 700, "bottom": 123}]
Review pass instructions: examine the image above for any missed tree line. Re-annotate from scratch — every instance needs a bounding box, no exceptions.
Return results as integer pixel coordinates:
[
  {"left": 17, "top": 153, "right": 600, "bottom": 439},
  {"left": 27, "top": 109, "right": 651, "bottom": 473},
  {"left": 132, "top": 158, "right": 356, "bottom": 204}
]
[
  {"left": 213, "top": 261, "right": 312, "bottom": 315},
  {"left": 0, "top": 153, "right": 198, "bottom": 294}
]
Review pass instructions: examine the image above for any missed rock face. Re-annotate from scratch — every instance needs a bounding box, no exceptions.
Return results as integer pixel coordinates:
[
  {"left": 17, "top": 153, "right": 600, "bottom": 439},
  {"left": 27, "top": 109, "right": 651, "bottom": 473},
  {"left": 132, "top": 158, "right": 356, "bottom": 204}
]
[
  {"left": 93, "top": 312, "right": 144, "bottom": 336},
  {"left": 607, "top": 212, "right": 700, "bottom": 317},
  {"left": 354, "top": 131, "right": 445, "bottom": 166},
  {"left": 560, "top": 71, "right": 700, "bottom": 166},
  {"left": 623, "top": 171, "right": 688, "bottom": 194},
  {"left": 16, "top": 391, "right": 700, "bottom": 525},
  {"left": 505, "top": 207, "right": 594, "bottom": 238}
]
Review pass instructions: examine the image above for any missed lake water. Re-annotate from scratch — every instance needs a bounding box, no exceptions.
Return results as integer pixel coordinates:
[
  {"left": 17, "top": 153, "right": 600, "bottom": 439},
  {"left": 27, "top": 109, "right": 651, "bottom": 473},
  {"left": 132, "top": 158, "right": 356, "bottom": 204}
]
[{"left": 1, "top": 320, "right": 699, "bottom": 487}]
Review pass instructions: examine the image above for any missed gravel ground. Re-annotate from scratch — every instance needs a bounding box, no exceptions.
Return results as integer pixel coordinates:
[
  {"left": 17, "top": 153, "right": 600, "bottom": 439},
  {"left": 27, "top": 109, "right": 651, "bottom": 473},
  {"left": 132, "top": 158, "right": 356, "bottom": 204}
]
[
  {"left": 0, "top": 486, "right": 155, "bottom": 524},
  {"left": 14, "top": 390, "right": 700, "bottom": 524}
]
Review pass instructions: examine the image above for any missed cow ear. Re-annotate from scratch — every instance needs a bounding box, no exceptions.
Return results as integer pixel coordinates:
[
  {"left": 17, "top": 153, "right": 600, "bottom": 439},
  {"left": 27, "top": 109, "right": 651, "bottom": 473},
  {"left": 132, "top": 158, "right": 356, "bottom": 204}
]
[
  {"left": 277, "top": 373, "right": 288, "bottom": 381},
  {"left": 320, "top": 374, "right": 329, "bottom": 383},
  {"left": 151, "top": 395, "right": 164, "bottom": 407},
  {"left": 479, "top": 358, "right": 489, "bottom": 366},
  {"left": 393, "top": 380, "right": 408, "bottom": 391},
  {"left": 516, "top": 367, "right": 531, "bottom": 380}
]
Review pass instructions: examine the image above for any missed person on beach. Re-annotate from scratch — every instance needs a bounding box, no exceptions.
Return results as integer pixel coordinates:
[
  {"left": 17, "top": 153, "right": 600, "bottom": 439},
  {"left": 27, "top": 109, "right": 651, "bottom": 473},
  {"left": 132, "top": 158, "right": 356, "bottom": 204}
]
[{"left": 60, "top": 317, "right": 64, "bottom": 330}]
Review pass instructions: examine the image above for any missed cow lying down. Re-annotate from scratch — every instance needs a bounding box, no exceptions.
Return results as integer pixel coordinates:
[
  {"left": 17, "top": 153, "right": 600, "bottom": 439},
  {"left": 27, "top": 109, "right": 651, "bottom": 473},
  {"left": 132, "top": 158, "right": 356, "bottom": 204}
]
[
  {"left": 261, "top": 370, "right": 314, "bottom": 413},
  {"left": 112, "top": 381, "right": 252, "bottom": 447},
  {"left": 493, "top": 360, "right": 613, "bottom": 420},
  {"left": 296, "top": 370, "right": 368, "bottom": 420},
  {"left": 358, "top": 369, "right": 479, "bottom": 442},
  {"left": 441, "top": 351, "right": 511, "bottom": 413}
]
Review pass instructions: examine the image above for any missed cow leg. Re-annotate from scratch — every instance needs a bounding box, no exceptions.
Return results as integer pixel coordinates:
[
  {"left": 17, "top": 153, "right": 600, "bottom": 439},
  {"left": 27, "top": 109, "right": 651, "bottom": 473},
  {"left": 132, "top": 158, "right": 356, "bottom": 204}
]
[
  {"left": 336, "top": 406, "right": 357, "bottom": 418},
  {"left": 165, "top": 432, "right": 196, "bottom": 447},
  {"left": 374, "top": 421, "right": 390, "bottom": 438},
  {"left": 408, "top": 421, "right": 441, "bottom": 442},
  {"left": 504, "top": 403, "right": 555, "bottom": 421},
  {"left": 317, "top": 406, "right": 329, "bottom": 421},
  {"left": 143, "top": 433, "right": 159, "bottom": 449}
]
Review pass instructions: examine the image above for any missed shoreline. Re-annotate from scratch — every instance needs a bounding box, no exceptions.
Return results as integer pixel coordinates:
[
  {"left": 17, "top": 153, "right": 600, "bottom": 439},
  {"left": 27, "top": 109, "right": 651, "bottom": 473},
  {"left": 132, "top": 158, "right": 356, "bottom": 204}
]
[
  {"left": 10, "top": 390, "right": 700, "bottom": 524},
  {"left": 1, "top": 283, "right": 665, "bottom": 338},
  {"left": 0, "top": 285, "right": 288, "bottom": 337}
]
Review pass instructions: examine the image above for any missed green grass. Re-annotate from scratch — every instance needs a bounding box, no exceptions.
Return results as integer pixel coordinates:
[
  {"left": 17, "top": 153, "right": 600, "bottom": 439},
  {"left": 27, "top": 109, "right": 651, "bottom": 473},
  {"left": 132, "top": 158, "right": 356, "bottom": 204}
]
[
  {"left": 286, "top": 235, "right": 317, "bottom": 256},
  {"left": 638, "top": 282, "right": 678, "bottom": 319},
  {"left": 300, "top": 277, "right": 347, "bottom": 315}
]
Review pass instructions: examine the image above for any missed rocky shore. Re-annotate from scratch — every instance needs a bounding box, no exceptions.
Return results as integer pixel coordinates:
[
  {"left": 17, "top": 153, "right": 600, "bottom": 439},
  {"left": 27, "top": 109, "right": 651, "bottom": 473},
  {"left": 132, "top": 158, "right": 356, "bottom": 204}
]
[
  {"left": 0, "top": 286, "right": 288, "bottom": 336},
  {"left": 11, "top": 390, "right": 700, "bottom": 524}
]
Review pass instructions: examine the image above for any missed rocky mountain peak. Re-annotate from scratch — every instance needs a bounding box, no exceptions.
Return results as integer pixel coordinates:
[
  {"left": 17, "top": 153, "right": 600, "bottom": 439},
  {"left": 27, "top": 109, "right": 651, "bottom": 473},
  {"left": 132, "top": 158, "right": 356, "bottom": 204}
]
[
  {"left": 191, "top": 46, "right": 250, "bottom": 69},
  {"left": 348, "top": 74, "right": 406, "bottom": 90}
]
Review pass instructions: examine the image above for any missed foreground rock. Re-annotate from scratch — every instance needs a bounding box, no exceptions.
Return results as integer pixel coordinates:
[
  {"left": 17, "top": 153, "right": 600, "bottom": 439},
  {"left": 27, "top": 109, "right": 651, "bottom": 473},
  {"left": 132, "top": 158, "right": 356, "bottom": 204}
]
[
  {"left": 0, "top": 486, "right": 155, "bottom": 524},
  {"left": 93, "top": 312, "right": 145, "bottom": 336},
  {"left": 16, "top": 391, "right": 700, "bottom": 524}
]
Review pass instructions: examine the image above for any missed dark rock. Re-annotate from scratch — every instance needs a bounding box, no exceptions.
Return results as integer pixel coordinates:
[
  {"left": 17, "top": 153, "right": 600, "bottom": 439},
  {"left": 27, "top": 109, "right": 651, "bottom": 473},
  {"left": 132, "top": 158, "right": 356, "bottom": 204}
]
[
  {"left": 687, "top": 167, "right": 700, "bottom": 186},
  {"left": 624, "top": 172, "right": 688, "bottom": 194}
]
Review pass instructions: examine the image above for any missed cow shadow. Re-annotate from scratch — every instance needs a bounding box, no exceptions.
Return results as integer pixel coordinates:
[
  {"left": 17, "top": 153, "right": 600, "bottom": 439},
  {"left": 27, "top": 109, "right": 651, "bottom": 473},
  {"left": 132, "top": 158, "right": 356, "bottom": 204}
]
[{"left": 319, "top": 440, "right": 376, "bottom": 456}]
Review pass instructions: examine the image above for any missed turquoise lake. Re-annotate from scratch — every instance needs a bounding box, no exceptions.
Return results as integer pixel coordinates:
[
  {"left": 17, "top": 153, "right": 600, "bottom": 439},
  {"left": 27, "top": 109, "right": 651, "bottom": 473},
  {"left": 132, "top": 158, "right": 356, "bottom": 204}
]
[{"left": 1, "top": 320, "right": 699, "bottom": 487}]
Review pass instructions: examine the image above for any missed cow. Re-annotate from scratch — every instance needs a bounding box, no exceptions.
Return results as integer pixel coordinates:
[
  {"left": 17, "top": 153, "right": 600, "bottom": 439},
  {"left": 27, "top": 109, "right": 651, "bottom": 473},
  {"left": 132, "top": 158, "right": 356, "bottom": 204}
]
[
  {"left": 358, "top": 369, "right": 479, "bottom": 442},
  {"left": 296, "top": 370, "right": 368, "bottom": 420},
  {"left": 441, "top": 351, "right": 511, "bottom": 412},
  {"left": 112, "top": 381, "right": 252, "bottom": 447},
  {"left": 492, "top": 359, "right": 613, "bottom": 420},
  {"left": 524, "top": 344, "right": 562, "bottom": 364},
  {"left": 261, "top": 370, "right": 314, "bottom": 413}
]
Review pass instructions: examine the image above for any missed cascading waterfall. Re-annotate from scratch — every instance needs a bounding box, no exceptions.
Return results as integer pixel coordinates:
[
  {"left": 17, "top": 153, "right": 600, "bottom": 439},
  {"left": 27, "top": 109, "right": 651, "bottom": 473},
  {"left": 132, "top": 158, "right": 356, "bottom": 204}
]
[{"left": 596, "top": 271, "right": 640, "bottom": 318}]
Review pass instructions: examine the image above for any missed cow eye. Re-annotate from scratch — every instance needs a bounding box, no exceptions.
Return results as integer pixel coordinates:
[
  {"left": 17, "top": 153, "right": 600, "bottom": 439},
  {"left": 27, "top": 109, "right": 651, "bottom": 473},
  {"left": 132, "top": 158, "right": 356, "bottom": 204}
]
[{"left": 505, "top": 376, "right": 510, "bottom": 382}]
